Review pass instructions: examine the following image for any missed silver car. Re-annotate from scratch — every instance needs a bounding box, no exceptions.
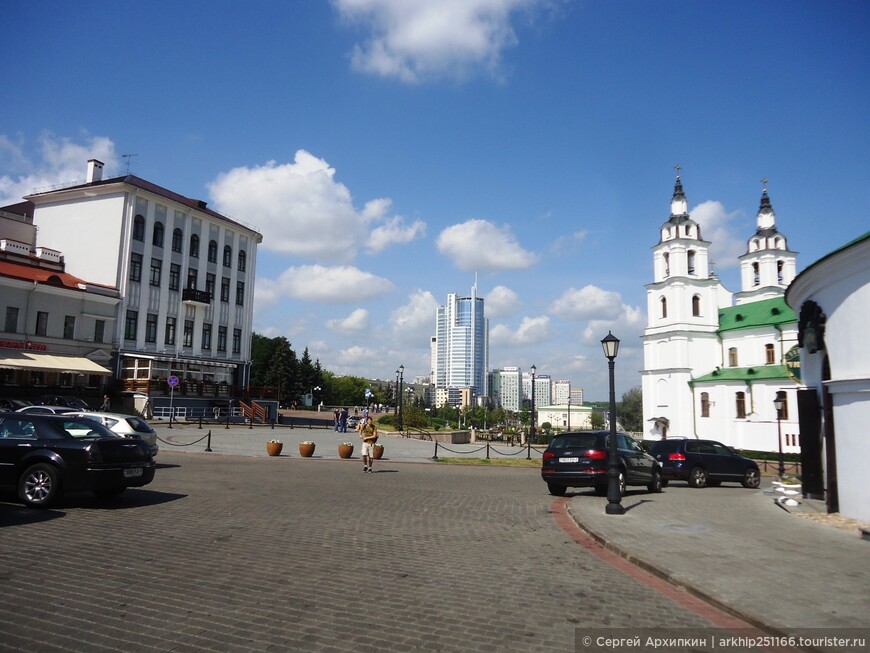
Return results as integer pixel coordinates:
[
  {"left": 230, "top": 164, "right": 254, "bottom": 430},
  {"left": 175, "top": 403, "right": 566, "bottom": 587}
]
[{"left": 71, "top": 412, "right": 159, "bottom": 457}]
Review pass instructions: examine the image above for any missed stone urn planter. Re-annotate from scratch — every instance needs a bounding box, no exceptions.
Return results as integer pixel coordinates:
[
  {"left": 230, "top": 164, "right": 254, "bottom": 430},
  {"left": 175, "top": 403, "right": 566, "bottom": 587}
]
[
  {"left": 338, "top": 442, "right": 354, "bottom": 459},
  {"left": 372, "top": 443, "right": 384, "bottom": 460},
  {"left": 266, "top": 440, "right": 283, "bottom": 456},
  {"left": 299, "top": 441, "right": 316, "bottom": 457}
]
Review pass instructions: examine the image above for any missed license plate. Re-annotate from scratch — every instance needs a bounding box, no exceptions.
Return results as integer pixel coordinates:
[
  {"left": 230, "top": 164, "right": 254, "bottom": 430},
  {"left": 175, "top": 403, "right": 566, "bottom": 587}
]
[
  {"left": 560, "top": 457, "right": 579, "bottom": 463},
  {"left": 123, "top": 468, "right": 143, "bottom": 478}
]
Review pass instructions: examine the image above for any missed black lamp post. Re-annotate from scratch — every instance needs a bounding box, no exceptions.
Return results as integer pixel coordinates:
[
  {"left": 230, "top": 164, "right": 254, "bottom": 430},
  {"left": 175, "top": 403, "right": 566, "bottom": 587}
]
[
  {"left": 773, "top": 395, "right": 786, "bottom": 479},
  {"left": 394, "top": 369, "right": 400, "bottom": 416},
  {"left": 601, "top": 331, "right": 624, "bottom": 515},
  {"left": 397, "top": 364, "right": 405, "bottom": 432},
  {"left": 529, "top": 364, "right": 536, "bottom": 445}
]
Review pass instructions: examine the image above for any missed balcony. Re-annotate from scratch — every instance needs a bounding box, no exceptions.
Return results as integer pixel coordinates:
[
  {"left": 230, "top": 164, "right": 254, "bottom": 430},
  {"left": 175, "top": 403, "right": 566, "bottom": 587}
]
[{"left": 182, "top": 288, "right": 212, "bottom": 305}]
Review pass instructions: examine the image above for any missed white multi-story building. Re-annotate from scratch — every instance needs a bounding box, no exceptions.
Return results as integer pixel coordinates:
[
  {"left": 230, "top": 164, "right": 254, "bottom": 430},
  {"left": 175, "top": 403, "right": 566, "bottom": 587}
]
[
  {"left": 552, "top": 380, "right": 571, "bottom": 406},
  {"left": 490, "top": 366, "right": 521, "bottom": 411},
  {"left": 642, "top": 175, "right": 802, "bottom": 452},
  {"left": 22, "top": 160, "right": 262, "bottom": 412},
  {"left": 432, "top": 282, "right": 489, "bottom": 401}
]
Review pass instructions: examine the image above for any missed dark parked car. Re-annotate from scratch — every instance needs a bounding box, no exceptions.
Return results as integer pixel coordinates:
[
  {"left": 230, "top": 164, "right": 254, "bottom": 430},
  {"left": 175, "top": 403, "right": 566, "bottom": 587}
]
[
  {"left": 0, "top": 412, "right": 155, "bottom": 508},
  {"left": 16, "top": 405, "right": 77, "bottom": 415},
  {"left": 38, "top": 395, "right": 91, "bottom": 410},
  {"left": 0, "top": 398, "right": 31, "bottom": 412},
  {"left": 648, "top": 438, "right": 761, "bottom": 489},
  {"left": 541, "top": 431, "right": 662, "bottom": 497}
]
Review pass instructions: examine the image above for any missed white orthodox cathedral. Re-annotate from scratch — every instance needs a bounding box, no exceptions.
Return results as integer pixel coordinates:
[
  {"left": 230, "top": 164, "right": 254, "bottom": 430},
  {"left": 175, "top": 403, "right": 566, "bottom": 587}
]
[{"left": 642, "top": 176, "right": 802, "bottom": 453}]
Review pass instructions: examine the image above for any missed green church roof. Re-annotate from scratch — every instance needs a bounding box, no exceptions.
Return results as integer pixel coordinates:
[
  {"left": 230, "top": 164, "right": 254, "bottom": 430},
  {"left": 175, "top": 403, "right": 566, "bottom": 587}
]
[
  {"left": 718, "top": 297, "right": 795, "bottom": 333},
  {"left": 692, "top": 365, "right": 791, "bottom": 384}
]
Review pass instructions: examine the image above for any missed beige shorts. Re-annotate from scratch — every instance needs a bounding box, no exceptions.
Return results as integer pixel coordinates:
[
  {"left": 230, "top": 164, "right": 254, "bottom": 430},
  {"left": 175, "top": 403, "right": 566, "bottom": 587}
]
[{"left": 361, "top": 441, "right": 375, "bottom": 457}]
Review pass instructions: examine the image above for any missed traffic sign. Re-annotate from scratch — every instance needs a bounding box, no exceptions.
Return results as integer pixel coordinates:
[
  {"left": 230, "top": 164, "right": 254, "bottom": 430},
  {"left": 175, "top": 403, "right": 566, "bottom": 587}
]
[{"left": 168, "top": 375, "right": 180, "bottom": 388}]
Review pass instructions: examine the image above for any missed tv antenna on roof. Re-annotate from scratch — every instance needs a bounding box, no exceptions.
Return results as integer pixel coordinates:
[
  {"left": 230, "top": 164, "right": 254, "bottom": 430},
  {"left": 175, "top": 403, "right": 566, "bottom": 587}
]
[{"left": 122, "top": 153, "right": 139, "bottom": 174}]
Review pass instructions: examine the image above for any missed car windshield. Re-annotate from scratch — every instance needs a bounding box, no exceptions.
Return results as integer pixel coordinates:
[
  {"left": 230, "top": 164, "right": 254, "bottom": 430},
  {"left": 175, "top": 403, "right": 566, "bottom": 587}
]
[
  {"left": 550, "top": 433, "right": 600, "bottom": 450},
  {"left": 58, "top": 419, "right": 118, "bottom": 439}
]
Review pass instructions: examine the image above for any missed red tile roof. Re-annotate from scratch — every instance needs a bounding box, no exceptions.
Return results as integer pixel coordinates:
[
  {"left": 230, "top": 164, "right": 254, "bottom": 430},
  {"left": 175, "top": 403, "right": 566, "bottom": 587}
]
[{"left": 0, "top": 259, "right": 98, "bottom": 290}]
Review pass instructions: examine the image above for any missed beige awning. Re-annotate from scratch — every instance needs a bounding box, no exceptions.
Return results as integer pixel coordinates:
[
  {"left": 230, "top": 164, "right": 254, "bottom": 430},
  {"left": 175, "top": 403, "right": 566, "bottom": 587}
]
[{"left": 0, "top": 351, "right": 112, "bottom": 375}]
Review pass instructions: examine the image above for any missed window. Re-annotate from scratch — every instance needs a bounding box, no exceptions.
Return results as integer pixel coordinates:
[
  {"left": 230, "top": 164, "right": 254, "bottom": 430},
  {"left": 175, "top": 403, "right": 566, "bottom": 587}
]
[
  {"left": 153, "top": 222, "right": 164, "bottom": 247},
  {"left": 220, "top": 277, "right": 230, "bottom": 302},
  {"left": 187, "top": 268, "right": 198, "bottom": 290},
  {"left": 660, "top": 297, "right": 667, "bottom": 318},
  {"left": 164, "top": 317, "right": 177, "bottom": 345},
  {"left": 63, "top": 315, "right": 75, "bottom": 340},
  {"left": 150, "top": 259, "right": 162, "bottom": 286},
  {"left": 190, "top": 233, "right": 200, "bottom": 258},
  {"left": 4, "top": 306, "right": 19, "bottom": 333},
  {"left": 183, "top": 320, "right": 194, "bottom": 347},
  {"left": 217, "top": 326, "right": 227, "bottom": 352},
  {"left": 232, "top": 328, "right": 241, "bottom": 354},
  {"left": 765, "top": 343, "right": 776, "bottom": 365},
  {"left": 125, "top": 310, "right": 138, "bottom": 340},
  {"left": 700, "top": 392, "right": 710, "bottom": 418},
  {"left": 223, "top": 245, "right": 232, "bottom": 267},
  {"left": 169, "top": 263, "right": 181, "bottom": 291},
  {"left": 236, "top": 281, "right": 245, "bottom": 306},
  {"left": 692, "top": 295, "right": 700, "bottom": 317},
  {"left": 172, "top": 228, "right": 183, "bottom": 252},
  {"left": 735, "top": 391, "right": 746, "bottom": 419},
  {"left": 145, "top": 314, "right": 158, "bottom": 343},
  {"left": 752, "top": 262, "right": 760, "bottom": 286},
  {"left": 777, "top": 260, "right": 784, "bottom": 284},
  {"left": 36, "top": 311, "right": 48, "bottom": 337},
  {"left": 130, "top": 253, "right": 143, "bottom": 282},
  {"left": 687, "top": 250, "right": 696, "bottom": 275},
  {"left": 208, "top": 240, "right": 218, "bottom": 263},
  {"left": 206, "top": 273, "right": 216, "bottom": 300},
  {"left": 133, "top": 215, "right": 145, "bottom": 241},
  {"left": 663, "top": 252, "right": 670, "bottom": 277},
  {"left": 728, "top": 347, "right": 738, "bottom": 367},
  {"left": 202, "top": 323, "right": 212, "bottom": 350},
  {"left": 775, "top": 391, "right": 789, "bottom": 420},
  {"left": 94, "top": 319, "right": 105, "bottom": 343},
  {"left": 238, "top": 250, "right": 246, "bottom": 272}
]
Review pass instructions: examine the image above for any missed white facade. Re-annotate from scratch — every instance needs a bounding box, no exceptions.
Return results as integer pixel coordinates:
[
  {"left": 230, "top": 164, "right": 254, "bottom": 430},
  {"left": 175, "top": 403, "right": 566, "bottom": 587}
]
[
  {"left": 642, "top": 177, "right": 802, "bottom": 452},
  {"left": 786, "top": 230, "right": 870, "bottom": 522},
  {"left": 491, "top": 366, "right": 521, "bottom": 411},
  {"left": 537, "top": 404, "right": 593, "bottom": 430},
  {"left": 552, "top": 380, "right": 571, "bottom": 406}
]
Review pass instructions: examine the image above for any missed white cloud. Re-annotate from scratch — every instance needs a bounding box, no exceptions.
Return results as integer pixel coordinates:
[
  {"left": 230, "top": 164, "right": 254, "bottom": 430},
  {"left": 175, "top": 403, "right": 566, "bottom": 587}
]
[
  {"left": 0, "top": 132, "right": 118, "bottom": 204},
  {"left": 367, "top": 213, "right": 427, "bottom": 253},
  {"left": 391, "top": 289, "right": 440, "bottom": 344},
  {"left": 551, "top": 229, "right": 588, "bottom": 255},
  {"left": 327, "top": 308, "right": 370, "bottom": 333},
  {"left": 436, "top": 219, "right": 538, "bottom": 271},
  {"left": 266, "top": 264, "right": 394, "bottom": 303},
  {"left": 207, "top": 150, "right": 424, "bottom": 261},
  {"left": 338, "top": 345, "right": 383, "bottom": 366},
  {"left": 690, "top": 200, "right": 744, "bottom": 270},
  {"left": 334, "top": 0, "right": 545, "bottom": 83},
  {"left": 485, "top": 285, "right": 521, "bottom": 317},
  {"left": 490, "top": 315, "right": 551, "bottom": 347},
  {"left": 550, "top": 285, "right": 625, "bottom": 321}
]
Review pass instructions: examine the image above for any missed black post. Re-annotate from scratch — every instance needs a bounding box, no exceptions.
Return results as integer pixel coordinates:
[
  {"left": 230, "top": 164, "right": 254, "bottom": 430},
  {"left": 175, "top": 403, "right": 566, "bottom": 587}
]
[
  {"left": 776, "top": 410, "right": 785, "bottom": 479},
  {"left": 486, "top": 443, "right": 490, "bottom": 460},
  {"left": 205, "top": 429, "right": 212, "bottom": 452},
  {"left": 198, "top": 412, "right": 203, "bottom": 429},
  {"left": 433, "top": 441, "right": 439, "bottom": 459},
  {"left": 605, "top": 356, "right": 624, "bottom": 515},
  {"left": 226, "top": 405, "right": 230, "bottom": 429},
  {"left": 249, "top": 413, "right": 253, "bottom": 430}
]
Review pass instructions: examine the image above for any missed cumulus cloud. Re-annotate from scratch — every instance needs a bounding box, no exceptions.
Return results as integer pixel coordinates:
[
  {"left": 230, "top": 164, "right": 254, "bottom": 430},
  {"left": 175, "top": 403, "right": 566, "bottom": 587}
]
[
  {"left": 490, "top": 315, "right": 551, "bottom": 347},
  {"left": 265, "top": 265, "right": 394, "bottom": 303},
  {"left": 691, "top": 200, "right": 744, "bottom": 270},
  {"left": 436, "top": 219, "right": 538, "bottom": 271},
  {"left": 0, "top": 132, "right": 118, "bottom": 204},
  {"left": 551, "top": 229, "right": 588, "bottom": 255},
  {"left": 333, "top": 0, "right": 546, "bottom": 83},
  {"left": 391, "top": 289, "right": 440, "bottom": 344},
  {"left": 327, "top": 308, "right": 371, "bottom": 333},
  {"left": 485, "top": 285, "right": 521, "bottom": 318},
  {"left": 367, "top": 213, "right": 427, "bottom": 253},
  {"left": 550, "top": 285, "right": 625, "bottom": 321},
  {"left": 207, "top": 150, "right": 424, "bottom": 261}
]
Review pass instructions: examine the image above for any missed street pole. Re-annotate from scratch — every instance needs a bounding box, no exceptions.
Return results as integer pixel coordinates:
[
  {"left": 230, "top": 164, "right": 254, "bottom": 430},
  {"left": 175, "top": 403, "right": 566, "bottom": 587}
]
[
  {"left": 530, "top": 364, "right": 536, "bottom": 445},
  {"left": 601, "top": 332, "right": 624, "bottom": 516},
  {"left": 397, "top": 364, "right": 404, "bottom": 432},
  {"left": 774, "top": 396, "right": 786, "bottom": 479}
]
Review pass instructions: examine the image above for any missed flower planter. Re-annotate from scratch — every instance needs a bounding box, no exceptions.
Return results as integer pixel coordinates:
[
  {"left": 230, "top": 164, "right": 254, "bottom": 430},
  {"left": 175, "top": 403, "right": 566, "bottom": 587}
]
[
  {"left": 299, "top": 442, "right": 315, "bottom": 457},
  {"left": 266, "top": 441, "right": 283, "bottom": 456},
  {"left": 372, "top": 444, "right": 384, "bottom": 460},
  {"left": 338, "top": 443, "right": 354, "bottom": 459}
]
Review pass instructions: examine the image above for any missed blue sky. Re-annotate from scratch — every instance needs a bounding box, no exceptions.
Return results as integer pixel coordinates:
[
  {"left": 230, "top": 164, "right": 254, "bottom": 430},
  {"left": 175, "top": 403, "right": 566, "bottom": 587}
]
[{"left": 1, "top": 1, "right": 868, "bottom": 400}]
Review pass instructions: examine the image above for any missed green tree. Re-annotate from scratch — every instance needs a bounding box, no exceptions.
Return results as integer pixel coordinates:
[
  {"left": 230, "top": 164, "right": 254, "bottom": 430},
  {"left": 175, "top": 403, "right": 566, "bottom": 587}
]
[
  {"left": 264, "top": 337, "right": 293, "bottom": 403},
  {"left": 590, "top": 410, "right": 605, "bottom": 429},
  {"left": 619, "top": 386, "right": 643, "bottom": 432}
]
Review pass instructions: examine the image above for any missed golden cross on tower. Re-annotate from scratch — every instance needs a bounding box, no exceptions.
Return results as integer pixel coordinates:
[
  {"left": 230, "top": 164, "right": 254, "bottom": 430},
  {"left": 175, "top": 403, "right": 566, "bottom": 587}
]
[
  {"left": 761, "top": 176, "right": 768, "bottom": 191},
  {"left": 674, "top": 163, "right": 682, "bottom": 177}
]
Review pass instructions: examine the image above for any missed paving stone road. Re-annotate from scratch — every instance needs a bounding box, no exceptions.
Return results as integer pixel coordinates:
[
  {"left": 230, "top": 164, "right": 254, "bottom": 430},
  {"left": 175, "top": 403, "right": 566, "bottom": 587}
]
[{"left": 1, "top": 451, "right": 729, "bottom": 653}]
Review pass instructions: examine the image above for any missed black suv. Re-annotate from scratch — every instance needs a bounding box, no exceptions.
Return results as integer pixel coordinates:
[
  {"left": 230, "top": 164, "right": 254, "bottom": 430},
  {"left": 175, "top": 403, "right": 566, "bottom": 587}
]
[
  {"left": 541, "top": 431, "right": 662, "bottom": 497},
  {"left": 648, "top": 438, "right": 760, "bottom": 489}
]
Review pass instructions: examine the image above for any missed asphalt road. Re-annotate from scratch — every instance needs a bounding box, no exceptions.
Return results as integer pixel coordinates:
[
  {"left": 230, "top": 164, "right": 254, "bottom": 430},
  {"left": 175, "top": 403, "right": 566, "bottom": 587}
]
[{"left": 1, "top": 452, "right": 747, "bottom": 652}]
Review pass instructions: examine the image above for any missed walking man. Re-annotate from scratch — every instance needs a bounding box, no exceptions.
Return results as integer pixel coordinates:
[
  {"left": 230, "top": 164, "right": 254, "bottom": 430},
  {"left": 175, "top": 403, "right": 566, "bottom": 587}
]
[{"left": 359, "top": 416, "right": 378, "bottom": 473}]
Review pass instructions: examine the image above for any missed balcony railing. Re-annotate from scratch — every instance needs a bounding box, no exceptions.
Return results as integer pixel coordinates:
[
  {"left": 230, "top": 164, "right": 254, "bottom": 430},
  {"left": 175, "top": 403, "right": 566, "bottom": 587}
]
[{"left": 182, "top": 288, "right": 211, "bottom": 305}]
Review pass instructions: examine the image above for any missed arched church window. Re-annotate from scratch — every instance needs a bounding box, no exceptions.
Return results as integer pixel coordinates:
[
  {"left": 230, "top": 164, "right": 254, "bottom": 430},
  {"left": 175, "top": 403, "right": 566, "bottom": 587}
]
[
  {"left": 663, "top": 252, "right": 670, "bottom": 277},
  {"left": 660, "top": 297, "right": 667, "bottom": 318},
  {"left": 687, "top": 250, "right": 696, "bottom": 275},
  {"left": 692, "top": 295, "right": 701, "bottom": 317},
  {"left": 728, "top": 347, "right": 738, "bottom": 367},
  {"left": 765, "top": 343, "right": 775, "bottom": 364},
  {"left": 736, "top": 392, "right": 746, "bottom": 418},
  {"left": 777, "top": 260, "right": 784, "bottom": 284},
  {"left": 752, "top": 262, "right": 760, "bottom": 286},
  {"left": 700, "top": 392, "right": 710, "bottom": 418}
]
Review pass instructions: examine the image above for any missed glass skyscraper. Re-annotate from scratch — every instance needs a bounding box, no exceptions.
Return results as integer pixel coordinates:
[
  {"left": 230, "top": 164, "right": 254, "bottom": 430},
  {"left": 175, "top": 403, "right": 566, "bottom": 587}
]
[{"left": 432, "top": 282, "right": 489, "bottom": 401}]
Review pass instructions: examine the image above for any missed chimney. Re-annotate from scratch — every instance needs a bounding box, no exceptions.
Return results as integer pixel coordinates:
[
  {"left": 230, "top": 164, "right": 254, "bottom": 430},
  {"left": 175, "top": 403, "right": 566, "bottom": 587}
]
[{"left": 87, "top": 159, "right": 104, "bottom": 183}]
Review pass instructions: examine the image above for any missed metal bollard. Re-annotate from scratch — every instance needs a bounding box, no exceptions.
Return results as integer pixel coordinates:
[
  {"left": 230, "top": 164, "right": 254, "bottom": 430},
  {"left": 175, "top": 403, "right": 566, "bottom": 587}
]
[
  {"left": 271, "top": 419, "right": 275, "bottom": 430},
  {"left": 249, "top": 414, "right": 253, "bottom": 430},
  {"left": 433, "top": 441, "right": 439, "bottom": 460},
  {"left": 486, "top": 443, "right": 490, "bottom": 460},
  {"left": 198, "top": 413, "right": 203, "bottom": 429},
  {"left": 226, "top": 409, "right": 230, "bottom": 429},
  {"left": 205, "top": 430, "right": 212, "bottom": 452}
]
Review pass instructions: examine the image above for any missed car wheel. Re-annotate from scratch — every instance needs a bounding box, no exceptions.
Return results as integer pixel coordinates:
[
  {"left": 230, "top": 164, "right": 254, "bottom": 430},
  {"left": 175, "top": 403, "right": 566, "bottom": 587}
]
[
  {"left": 648, "top": 469, "right": 663, "bottom": 493},
  {"left": 742, "top": 467, "right": 761, "bottom": 489},
  {"left": 688, "top": 466, "right": 708, "bottom": 488},
  {"left": 19, "top": 463, "right": 60, "bottom": 508},
  {"left": 619, "top": 470, "right": 626, "bottom": 495},
  {"left": 547, "top": 483, "right": 567, "bottom": 497},
  {"left": 95, "top": 487, "right": 126, "bottom": 498}
]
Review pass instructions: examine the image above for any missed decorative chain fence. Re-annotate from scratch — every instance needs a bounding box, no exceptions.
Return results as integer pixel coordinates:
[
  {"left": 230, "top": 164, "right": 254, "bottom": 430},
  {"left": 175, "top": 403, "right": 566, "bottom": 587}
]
[{"left": 432, "top": 442, "right": 544, "bottom": 460}]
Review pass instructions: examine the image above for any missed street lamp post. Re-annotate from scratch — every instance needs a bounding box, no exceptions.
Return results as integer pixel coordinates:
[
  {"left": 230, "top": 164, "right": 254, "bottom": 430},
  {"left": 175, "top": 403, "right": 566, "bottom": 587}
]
[
  {"left": 394, "top": 369, "right": 400, "bottom": 416},
  {"left": 312, "top": 385, "right": 321, "bottom": 410},
  {"left": 397, "top": 364, "right": 405, "bottom": 432},
  {"left": 529, "top": 364, "right": 537, "bottom": 445},
  {"left": 601, "top": 331, "right": 624, "bottom": 515},
  {"left": 567, "top": 393, "right": 571, "bottom": 431},
  {"left": 773, "top": 395, "right": 786, "bottom": 479}
]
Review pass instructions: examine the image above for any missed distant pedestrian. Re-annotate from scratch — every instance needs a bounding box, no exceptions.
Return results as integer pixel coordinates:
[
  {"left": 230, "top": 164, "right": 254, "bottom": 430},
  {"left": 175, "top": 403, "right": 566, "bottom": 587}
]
[
  {"left": 360, "top": 416, "right": 378, "bottom": 473},
  {"left": 100, "top": 394, "right": 110, "bottom": 412},
  {"left": 340, "top": 407, "right": 348, "bottom": 433},
  {"left": 333, "top": 408, "right": 340, "bottom": 431}
]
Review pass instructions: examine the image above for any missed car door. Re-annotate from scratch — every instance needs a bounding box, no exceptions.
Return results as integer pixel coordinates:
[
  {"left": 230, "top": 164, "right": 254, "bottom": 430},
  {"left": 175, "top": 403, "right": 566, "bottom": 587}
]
[
  {"left": 618, "top": 433, "right": 654, "bottom": 483},
  {"left": 0, "top": 417, "right": 39, "bottom": 489},
  {"left": 709, "top": 441, "right": 742, "bottom": 480}
]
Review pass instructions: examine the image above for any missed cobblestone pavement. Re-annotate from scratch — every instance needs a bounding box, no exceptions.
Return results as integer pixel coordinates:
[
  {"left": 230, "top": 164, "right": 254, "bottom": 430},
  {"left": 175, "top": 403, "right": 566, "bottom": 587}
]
[{"left": 2, "top": 452, "right": 731, "bottom": 653}]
